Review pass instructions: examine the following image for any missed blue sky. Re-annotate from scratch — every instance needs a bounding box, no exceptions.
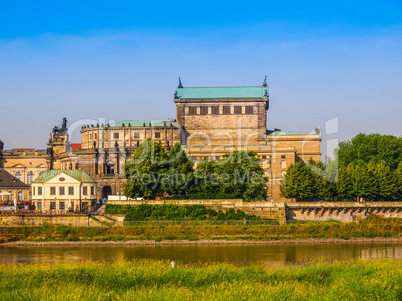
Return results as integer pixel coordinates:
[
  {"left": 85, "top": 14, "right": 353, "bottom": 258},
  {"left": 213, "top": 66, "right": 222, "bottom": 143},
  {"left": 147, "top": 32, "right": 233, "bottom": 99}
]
[{"left": 0, "top": 0, "right": 401, "bottom": 157}]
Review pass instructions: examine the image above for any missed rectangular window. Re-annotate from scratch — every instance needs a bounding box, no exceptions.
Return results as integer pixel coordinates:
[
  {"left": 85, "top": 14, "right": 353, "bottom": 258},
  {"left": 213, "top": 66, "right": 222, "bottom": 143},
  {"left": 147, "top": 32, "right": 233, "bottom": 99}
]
[
  {"left": 33, "top": 187, "right": 35, "bottom": 196},
  {"left": 50, "top": 202, "right": 56, "bottom": 210},
  {"left": 59, "top": 187, "right": 65, "bottom": 195},
  {"left": 91, "top": 186, "right": 95, "bottom": 195},
  {"left": 211, "top": 106, "right": 219, "bottom": 115},
  {"left": 155, "top": 132, "right": 161, "bottom": 139},
  {"left": 83, "top": 186, "right": 88, "bottom": 195},
  {"left": 281, "top": 155, "right": 286, "bottom": 159},
  {"left": 50, "top": 187, "right": 56, "bottom": 195},
  {"left": 215, "top": 156, "right": 220, "bottom": 160},
  {"left": 59, "top": 202, "right": 65, "bottom": 210},
  {"left": 234, "top": 106, "right": 242, "bottom": 114},
  {"left": 113, "top": 133, "right": 119, "bottom": 139},
  {"left": 68, "top": 187, "right": 74, "bottom": 195},
  {"left": 188, "top": 107, "right": 197, "bottom": 115},
  {"left": 70, "top": 202, "right": 74, "bottom": 210},
  {"left": 222, "top": 106, "right": 231, "bottom": 115},
  {"left": 94, "top": 133, "right": 97, "bottom": 139},
  {"left": 133, "top": 132, "right": 140, "bottom": 138},
  {"left": 262, "top": 155, "right": 267, "bottom": 160},
  {"left": 200, "top": 106, "right": 208, "bottom": 115},
  {"left": 38, "top": 187, "right": 42, "bottom": 195},
  {"left": 245, "top": 106, "right": 254, "bottom": 114}
]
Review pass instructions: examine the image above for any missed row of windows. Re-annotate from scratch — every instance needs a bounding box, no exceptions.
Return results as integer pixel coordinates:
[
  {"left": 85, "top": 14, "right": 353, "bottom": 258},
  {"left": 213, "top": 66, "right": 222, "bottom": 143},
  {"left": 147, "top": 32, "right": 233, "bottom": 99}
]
[
  {"left": 188, "top": 105, "right": 254, "bottom": 116},
  {"left": 61, "top": 163, "right": 78, "bottom": 170},
  {"left": 49, "top": 201, "right": 71, "bottom": 210},
  {"left": 112, "top": 132, "right": 161, "bottom": 139},
  {"left": 15, "top": 171, "right": 35, "bottom": 185},
  {"left": 33, "top": 186, "right": 95, "bottom": 196}
]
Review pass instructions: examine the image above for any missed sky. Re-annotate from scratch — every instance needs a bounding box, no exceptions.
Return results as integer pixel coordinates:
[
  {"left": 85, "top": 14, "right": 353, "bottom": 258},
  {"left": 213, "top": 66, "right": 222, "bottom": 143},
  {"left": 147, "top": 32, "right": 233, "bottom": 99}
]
[{"left": 0, "top": 0, "right": 401, "bottom": 158}]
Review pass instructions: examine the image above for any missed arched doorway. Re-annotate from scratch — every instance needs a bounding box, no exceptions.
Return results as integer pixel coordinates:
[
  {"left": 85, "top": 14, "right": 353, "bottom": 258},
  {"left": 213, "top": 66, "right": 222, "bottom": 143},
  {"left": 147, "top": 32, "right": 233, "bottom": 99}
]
[{"left": 102, "top": 186, "right": 112, "bottom": 200}]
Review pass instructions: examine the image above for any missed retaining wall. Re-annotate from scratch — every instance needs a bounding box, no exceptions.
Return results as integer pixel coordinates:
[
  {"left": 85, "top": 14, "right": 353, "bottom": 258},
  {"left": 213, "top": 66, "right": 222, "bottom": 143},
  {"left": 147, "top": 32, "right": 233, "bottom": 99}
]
[
  {"left": 286, "top": 202, "right": 402, "bottom": 222},
  {"left": 0, "top": 214, "right": 103, "bottom": 227}
]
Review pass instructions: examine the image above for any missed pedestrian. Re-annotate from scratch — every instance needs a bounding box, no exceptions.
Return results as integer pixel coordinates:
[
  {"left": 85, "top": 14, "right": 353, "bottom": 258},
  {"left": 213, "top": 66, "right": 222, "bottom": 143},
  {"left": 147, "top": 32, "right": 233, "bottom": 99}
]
[
  {"left": 243, "top": 218, "right": 248, "bottom": 225},
  {"left": 171, "top": 259, "right": 175, "bottom": 268}
]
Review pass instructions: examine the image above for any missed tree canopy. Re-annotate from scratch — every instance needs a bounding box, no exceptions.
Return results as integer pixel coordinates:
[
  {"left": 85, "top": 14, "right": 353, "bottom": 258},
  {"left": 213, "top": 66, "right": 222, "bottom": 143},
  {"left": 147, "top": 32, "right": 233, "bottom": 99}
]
[
  {"left": 281, "top": 133, "right": 402, "bottom": 201},
  {"left": 124, "top": 141, "right": 268, "bottom": 201}
]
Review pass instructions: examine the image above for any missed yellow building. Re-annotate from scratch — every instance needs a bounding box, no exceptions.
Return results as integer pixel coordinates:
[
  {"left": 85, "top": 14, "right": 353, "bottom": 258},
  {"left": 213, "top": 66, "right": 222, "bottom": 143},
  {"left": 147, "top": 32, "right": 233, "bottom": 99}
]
[
  {"left": 1, "top": 79, "right": 321, "bottom": 202},
  {"left": 31, "top": 170, "right": 97, "bottom": 213}
]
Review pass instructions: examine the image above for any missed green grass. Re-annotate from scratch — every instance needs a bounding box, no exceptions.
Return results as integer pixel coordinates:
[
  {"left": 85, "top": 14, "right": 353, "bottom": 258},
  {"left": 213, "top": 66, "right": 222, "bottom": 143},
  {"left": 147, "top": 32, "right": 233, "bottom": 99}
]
[
  {"left": 1, "top": 215, "right": 401, "bottom": 243},
  {"left": 0, "top": 259, "right": 401, "bottom": 300}
]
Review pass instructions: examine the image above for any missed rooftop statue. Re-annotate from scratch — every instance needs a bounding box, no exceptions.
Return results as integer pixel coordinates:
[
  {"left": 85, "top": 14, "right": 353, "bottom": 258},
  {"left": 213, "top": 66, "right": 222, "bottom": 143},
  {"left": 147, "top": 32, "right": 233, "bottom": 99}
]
[{"left": 52, "top": 117, "right": 68, "bottom": 134}]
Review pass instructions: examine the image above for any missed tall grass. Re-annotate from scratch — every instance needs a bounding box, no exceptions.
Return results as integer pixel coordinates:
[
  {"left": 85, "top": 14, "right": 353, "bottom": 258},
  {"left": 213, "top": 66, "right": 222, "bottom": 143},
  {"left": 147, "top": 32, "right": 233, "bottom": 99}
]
[
  {"left": 0, "top": 259, "right": 401, "bottom": 300},
  {"left": 1, "top": 215, "right": 401, "bottom": 243}
]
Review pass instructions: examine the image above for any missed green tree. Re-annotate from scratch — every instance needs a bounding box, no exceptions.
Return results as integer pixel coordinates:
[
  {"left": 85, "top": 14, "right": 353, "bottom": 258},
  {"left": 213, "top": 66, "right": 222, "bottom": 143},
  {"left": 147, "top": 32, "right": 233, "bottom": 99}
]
[
  {"left": 395, "top": 162, "right": 402, "bottom": 200},
  {"left": 193, "top": 151, "right": 268, "bottom": 201},
  {"left": 337, "top": 133, "right": 402, "bottom": 170},
  {"left": 123, "top": 138, "right": 169, "bottom": 199},
  {"left": 337, "top": 162, "right": 355, "bottom": 200},
  {"left": 374, "top": 160, "right": 397, "bottom": 201},
  {"left": 163, "top": 143, "right": 194, "bottom": 196}
]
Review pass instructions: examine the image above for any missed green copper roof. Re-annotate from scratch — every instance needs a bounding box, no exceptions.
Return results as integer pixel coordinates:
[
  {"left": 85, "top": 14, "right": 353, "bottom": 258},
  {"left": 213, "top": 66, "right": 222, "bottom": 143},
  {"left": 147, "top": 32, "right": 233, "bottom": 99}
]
[
  {"left": 176, "top": 86, "right": 269, "bottom": 99},
  {"left": 109, "top": 119, "right": 178, "bottom": 127},
  {"left": 33, "top": 170, "right": 96, "bottom": 183},
  {"left": 267, "top": 130, "right": 307, "bottom": 136}
]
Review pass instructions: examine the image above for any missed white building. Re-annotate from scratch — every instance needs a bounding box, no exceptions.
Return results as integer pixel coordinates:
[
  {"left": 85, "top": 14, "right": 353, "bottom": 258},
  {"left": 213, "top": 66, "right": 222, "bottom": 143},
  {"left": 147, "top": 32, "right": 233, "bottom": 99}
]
[{"left": 31, "top": 169, "right": 97, "bottom": 213}]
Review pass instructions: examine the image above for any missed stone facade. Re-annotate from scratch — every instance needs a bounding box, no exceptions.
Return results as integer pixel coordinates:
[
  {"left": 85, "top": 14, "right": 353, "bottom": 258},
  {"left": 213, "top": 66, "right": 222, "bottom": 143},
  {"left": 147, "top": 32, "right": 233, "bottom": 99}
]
[{"left": 0, "top": 81, "right": 321, "bottom": 203}]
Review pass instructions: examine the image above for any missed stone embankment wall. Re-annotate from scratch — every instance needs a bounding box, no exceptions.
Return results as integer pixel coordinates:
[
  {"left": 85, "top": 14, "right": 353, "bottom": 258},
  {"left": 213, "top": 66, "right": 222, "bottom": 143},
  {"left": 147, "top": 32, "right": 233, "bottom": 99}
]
[
  {"left": 1, "top": 201, "right": 402, "bottom": 226},
  {"left": 108, "top": 199, "right": 287, "bottom": 223},
  {"left": 286, "top": 202, "right": 402, "bottom": 222},
  {"left": 0, "top": 214, "right": 103, "bottom": 227}
]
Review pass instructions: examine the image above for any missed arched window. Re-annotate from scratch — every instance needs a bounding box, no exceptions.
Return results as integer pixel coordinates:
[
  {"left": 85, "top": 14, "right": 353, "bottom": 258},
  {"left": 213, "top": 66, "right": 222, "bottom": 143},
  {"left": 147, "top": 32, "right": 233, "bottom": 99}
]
[
  {"left": 18, "top": 191, "right": 23, "bottom": 201},
  {"left": 69, "top": 163, "right": 73, "bottom": 170},
  {"left": 15, "top": 171, "right": 22, "bottom": 181},
  {"left": 75, "top": 163, "right": 78, "bottom": 169},
  {"left": 27, "top": 171, "right": 34, "bottom": 184},
  {"left": 106, "top": 161, "right": 114, "bottom": 175},
  {"left": 281, "top": 160, "right": 287, "bottom": 169}
]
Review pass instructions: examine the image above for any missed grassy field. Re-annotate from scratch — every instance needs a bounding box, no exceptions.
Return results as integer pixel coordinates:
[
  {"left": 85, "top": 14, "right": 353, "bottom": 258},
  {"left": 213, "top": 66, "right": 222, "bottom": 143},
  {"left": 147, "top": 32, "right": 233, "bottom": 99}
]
[
  {"left": 1, "top": 215, "right": 401, "bottom": 243},
  {"left": 0, "top": 259, "right": 401, "bottom": 300}
]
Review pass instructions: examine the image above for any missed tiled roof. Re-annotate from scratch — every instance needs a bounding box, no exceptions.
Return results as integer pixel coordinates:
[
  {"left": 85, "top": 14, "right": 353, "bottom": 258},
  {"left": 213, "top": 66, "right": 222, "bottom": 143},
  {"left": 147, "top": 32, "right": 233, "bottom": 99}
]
[
  {"left": 33, "top": 170, "right": 96, "bottom": 183},
  {"left": 109, "top": 119, "right": 178, "bottom": 127},
  {"left": 267, "top": 130, "right": 307, "bottom": 136},
  {"left": 0, "top": 168, "right": 30, "bottom": 189},
  {"left": 175, "top": 86, "right": 269, "bottom": 99}
]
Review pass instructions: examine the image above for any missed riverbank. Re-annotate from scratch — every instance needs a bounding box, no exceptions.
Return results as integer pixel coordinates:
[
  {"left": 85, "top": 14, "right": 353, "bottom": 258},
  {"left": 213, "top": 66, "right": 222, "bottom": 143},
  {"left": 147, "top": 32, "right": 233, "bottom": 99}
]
[
  {"left": 0, "top": 259, "right": 401, "bottom": 300},
  {"left": 1, "top": 215, "right": 401, "bottom": 245},
  {"left": 3, "top": 236, "right": 402, "bottom": 246}
]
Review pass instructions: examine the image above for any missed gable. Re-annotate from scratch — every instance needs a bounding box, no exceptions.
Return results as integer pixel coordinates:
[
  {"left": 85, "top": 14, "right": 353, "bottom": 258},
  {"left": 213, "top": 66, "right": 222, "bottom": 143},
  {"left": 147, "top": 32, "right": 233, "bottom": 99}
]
[{"left": 45, "top": 172, "right": 81, "bottom": 185}]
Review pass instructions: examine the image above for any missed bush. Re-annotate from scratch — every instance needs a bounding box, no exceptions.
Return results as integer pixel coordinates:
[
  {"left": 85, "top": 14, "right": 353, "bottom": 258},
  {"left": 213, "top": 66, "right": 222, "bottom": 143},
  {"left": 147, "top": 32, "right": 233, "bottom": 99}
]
[{"left": 111, "top": 204, "right": 260, "bottom": 221}]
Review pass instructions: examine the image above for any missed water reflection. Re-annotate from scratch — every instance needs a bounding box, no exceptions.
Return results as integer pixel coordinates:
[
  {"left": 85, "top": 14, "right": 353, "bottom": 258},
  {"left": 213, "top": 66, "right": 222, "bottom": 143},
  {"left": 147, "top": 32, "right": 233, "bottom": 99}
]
[{"left": 1, "top": 243, "right": 402, "bottom": 267}]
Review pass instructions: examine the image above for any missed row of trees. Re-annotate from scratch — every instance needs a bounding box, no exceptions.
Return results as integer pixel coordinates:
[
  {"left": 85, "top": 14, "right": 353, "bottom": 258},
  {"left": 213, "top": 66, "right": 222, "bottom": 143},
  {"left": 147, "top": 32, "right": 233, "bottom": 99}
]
[
  {"left": 281, "top": 134, "right": 402, "bottom": 201},
  {"left": 123, "top": 139, "right": 268, "bottom": 201}
]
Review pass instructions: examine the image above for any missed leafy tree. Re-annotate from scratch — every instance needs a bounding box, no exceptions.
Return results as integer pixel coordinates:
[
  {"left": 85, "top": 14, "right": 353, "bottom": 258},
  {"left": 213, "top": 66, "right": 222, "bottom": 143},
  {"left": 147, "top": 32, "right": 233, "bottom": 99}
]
[
  {"left": 337, "top": 133, "right": 402, "bottom": 170},
  {"left": 163, "top": 143, "right": 194, "bottom": 196},
  {"left": 375, "top": 160, "right": 397, "bottom": 201},
  {"left": 193, "top": 151, "right": 267, "bottom": 201},
  {"left": 123, "top": 138, "right": 169, "bottom": 199},
  {"left": 337, "top": 163, "right": 355, "bottom": 200}
]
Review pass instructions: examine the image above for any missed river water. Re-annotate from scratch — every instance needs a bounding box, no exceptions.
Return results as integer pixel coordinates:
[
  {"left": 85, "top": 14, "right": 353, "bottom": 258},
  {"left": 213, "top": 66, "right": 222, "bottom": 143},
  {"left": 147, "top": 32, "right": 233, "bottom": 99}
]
[{"left": 1, "top": 243, "right": 402, "bottom": 267}]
